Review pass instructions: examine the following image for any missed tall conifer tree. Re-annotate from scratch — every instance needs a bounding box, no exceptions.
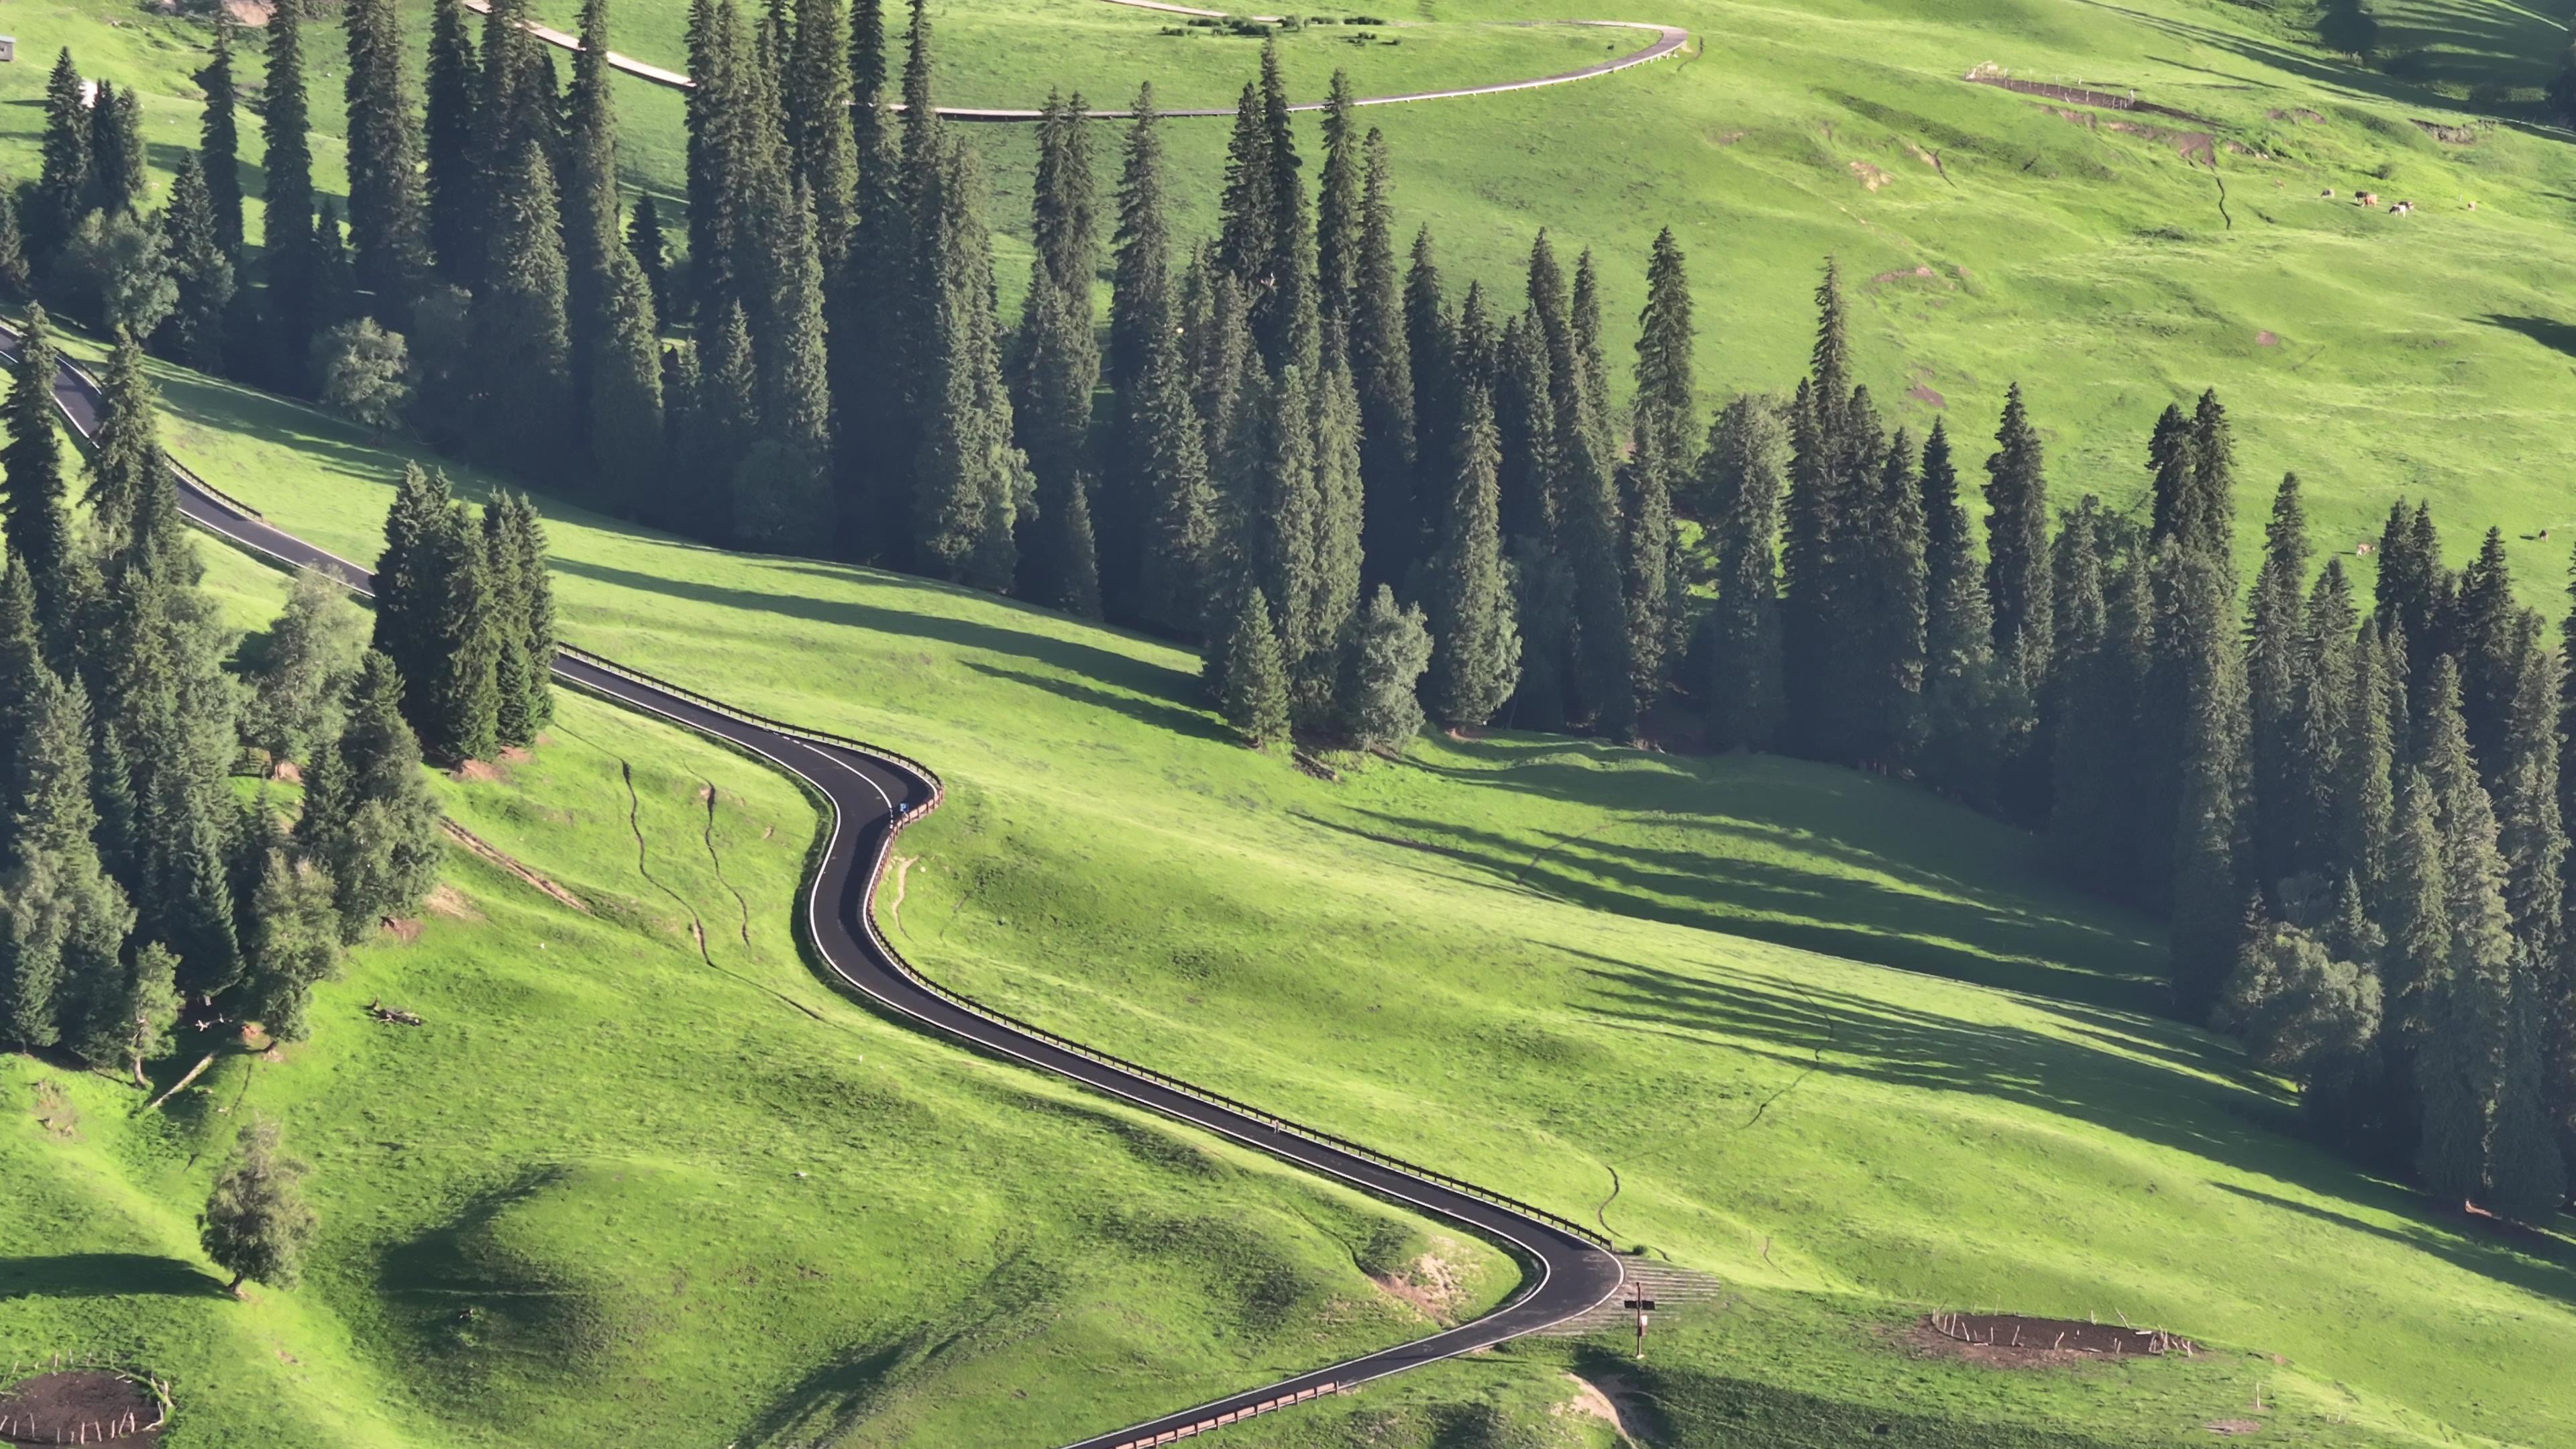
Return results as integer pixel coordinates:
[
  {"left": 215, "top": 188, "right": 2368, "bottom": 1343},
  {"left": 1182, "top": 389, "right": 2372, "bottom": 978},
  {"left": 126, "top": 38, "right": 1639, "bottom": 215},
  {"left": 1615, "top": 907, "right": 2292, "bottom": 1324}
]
[
  {"left": 262, "top": 1, "right": 319, "bottom": 388},
  {"left": 470, "top": 138, "right": 574, "bottom": 478},
  {"left": 425, "top": 0, "right": 482, "bottom": 279},
  {"left": 1350, "top": 133, "right": 1418, "bottom": 593},
  {"left": 200, "top": 21, "right": 246, "bottom": 256},
  {"left": 344, "top": 0, "right": 431, "bottom": 322},
  {"left": 1699, "top": 396, "right": 1783, "bottom": 752},
  {"left": 1, "top": 308, "right": 78, "bottom": 665}
]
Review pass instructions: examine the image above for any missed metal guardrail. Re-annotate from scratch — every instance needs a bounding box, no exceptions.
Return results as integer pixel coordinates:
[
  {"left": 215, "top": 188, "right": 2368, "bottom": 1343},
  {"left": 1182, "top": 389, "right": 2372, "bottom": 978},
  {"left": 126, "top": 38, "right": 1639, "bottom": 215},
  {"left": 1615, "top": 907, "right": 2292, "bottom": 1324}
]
[{"left": 548, "top": 643, "right": 1614, "bottom": 1252}]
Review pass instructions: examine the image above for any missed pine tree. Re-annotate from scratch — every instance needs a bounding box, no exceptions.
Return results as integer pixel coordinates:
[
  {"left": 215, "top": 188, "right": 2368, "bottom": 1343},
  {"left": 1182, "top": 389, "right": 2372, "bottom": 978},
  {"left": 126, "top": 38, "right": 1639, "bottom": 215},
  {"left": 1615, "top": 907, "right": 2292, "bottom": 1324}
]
[
  {"left": 155, "top": 157, "right": 235, "bottom": 372},
  {"left": 1920, "top": 419, "right": 2006, "bottom": 805},
  {"left": 0, "top": 665, "right": 131, "bottom": 1050},
  {"left": 0, "top": 558, "right": 46, "bottom": 855},
  {"left": 2373, "top": 497, "right": 2443, "bottom": 710},
  {"left": 1234, "top": 363, "right": 1318, "bottom": 700},
  {"left": 1403, "top": 227, "right": 1455, "bottom": 532},
  {"left": 1423, "top": 378, "right": 1519, "bottom": 728},
  {"left": 86, "top": 81, "right": 147, "bottom": 217},
  {"left": 1851, "top": 430, "right": 1927, "bottom": 769},
  {"left": 1218, "top": 42, "right": 1316, "bottom": 371},
  {"left": 2494, "top": 622, "right": 2565, "bottom": 973},
  {"left": 1344, "top": 585, "right": 1431, "bottom": 752},
  {"left": 84, "top": 336, "right": 172, "bottom": 568},
  {"left": 2051, "top": 535, "right": 2147, "bottom": 893},
  {"left": 344, "top": 0, "right": 431, "bottom": 323},
  {"left": 2167, "top": 529, "right": 2251, "bottom": 1020},
  {"left": 33, "top": 50, "right": 89, "bottom": 258},
  {"left": 0, "top": 193, "right": 30, "bottom": 303},
  {"left": 2247, "top": 472, "right": 2312, "bottom": 891},
  {"left": 295, "top": 650, "right": 443, "bottom": 942},
  {"left": 370, "top": 466, "right": 500, "bottom": 762},
  {"left": 237, "top": 847, "right": 339, "bottom": 1042},
  {"left": 1303, "top": 350, "right": 1367, "bottom": 729},
  {"left": 563, "top": 0, "right": 626, "bottom": 421},
  {"left": 589, "top": 246, "right": 666, "bottom": 516},
  {"left": 1103, "top": 86, "right": 1174, "bottom": 608},
  {"left": 688, "top": 301, "right": 759, "bottom": 537},
  {"left": 262, "top": 0, "right": 320, "bottom": 388},
  {"left": 911, "top": 143, "right": 1024, "bottom": 590},
  {"left": 2278, "top": 559, "right": 2359, "bottom": 889},
  {"left": 199, "top": 1120, "right": 319, "bottom": 1293},
  {"left": 1983, "top": 383, "right": 2053, "bottom": 694},
  {"left": 790, "top": 0, "right": 857, "bottom": 264},
  {"left": 1213, "top": 584, "right": 1290, "bottom": 747},
  {"left": 1491, "top": 307, "right": 1556, "bottom": 549},
  {"left": 1130, "top": 334, "right": 1216, "bottom": 637},
  {"left": 2487, "top": 965, "right": 2567, "bottom": 1222},
  {"left": 1011, "top": 92, "right": 1102, "bottom": 598},
  {"left": 1625, "top": 227, "right": 1693, "bottom": 709},
  {"left": 684, "top": 0, "right": 749, "bottom": 315},
  {"left": 627, "top": 195, "right": 671, "bottom": 322},
  {"left": 2339, "top": 620, "right": 2398, "bottom": 898},
  {"left": 310, "top": 202, "right": 359, "bottom": 337},
  {"left": 1314, "top": 70, "right": 1361, "bottom": 335},
  {"left": 2381, "top": 767, "right": 2449, "bottom": 1123},
  {"left": 1780, "top": 265, "right": 1860, "bottom": 758},
  {"left": 1699, "top": 395, "right": 1784, "bottom": 753},
  {"left": 1564, "top": 419, "right": 1635, "bottom": 739},
  {"left": 838, "top": 89, "right": 913, "bottom": 562},
  {"left": 470, "top": 138, "right": 575, "bottom": 478},
  {"left": 1350, "top": 132, "right": 1418, "bottom": 594},
  {"left": 200, "top": 21, "right": 246, "bottom": 257},
  {"left": 2453, "top": 527, "right": 2521, "bottom": 787},
  {"left": 484, "top": 492, "right": 555, "bottom": 747},
  {"left": 1, "top": 307, "right": 80, "bottom": 665},
  {"left": 425, "top": 0, "right": 482, "bottom": 280}
]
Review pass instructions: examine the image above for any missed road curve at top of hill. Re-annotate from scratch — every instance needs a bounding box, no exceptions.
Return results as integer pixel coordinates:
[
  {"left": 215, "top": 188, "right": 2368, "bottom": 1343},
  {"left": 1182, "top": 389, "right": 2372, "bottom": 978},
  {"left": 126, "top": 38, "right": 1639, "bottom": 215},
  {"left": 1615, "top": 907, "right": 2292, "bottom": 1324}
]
[
  {"left": 460, "top": 0, "right": 1688, "bottom": 119},
  {"left": 1, "top": 323, "right": 1628, "bottom": 1449}
]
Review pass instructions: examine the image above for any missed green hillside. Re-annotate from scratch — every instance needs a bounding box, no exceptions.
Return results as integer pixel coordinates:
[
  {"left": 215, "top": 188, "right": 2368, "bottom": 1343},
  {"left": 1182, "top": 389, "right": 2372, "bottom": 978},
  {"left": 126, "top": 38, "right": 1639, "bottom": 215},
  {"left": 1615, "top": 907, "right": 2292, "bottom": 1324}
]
[
  {"left": 9, "top": 0, "right": 2576, "bottom": 587},
  {"left": 0, "top": 535, "right": 1519, "bottom": 1447},
  {"left": 40, "top": 327, "right": 2569, "bottom": 1448}
]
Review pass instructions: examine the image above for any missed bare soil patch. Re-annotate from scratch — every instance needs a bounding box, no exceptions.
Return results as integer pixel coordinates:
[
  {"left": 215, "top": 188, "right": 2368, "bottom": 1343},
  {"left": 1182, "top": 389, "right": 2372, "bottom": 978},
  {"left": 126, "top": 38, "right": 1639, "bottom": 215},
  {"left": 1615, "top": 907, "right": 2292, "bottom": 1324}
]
[
  {"left": 1373, "top": 1248, "right": 1475, "bottom": 1325},
  {"left": 0, "top": 1371, "right": 162, "bottom": 1446},
  {"left": 425, "top": 883, "right": 483, "bottom": 920},
  {"left": 1849, "top": 160, "right": 1894, "bottom": 191},
  {"left": 1911, "top": 1313, "right": 2198, "bottom": 1367},
  {"left": 1555, "top": 1372, "right": 1637, "bottom": 1440},
  {"left": 450, "top": 759, "right": 507, "bottom": 784},
  {"left": 2257, "top": 330, "right": 2280, "bottom": 347}
]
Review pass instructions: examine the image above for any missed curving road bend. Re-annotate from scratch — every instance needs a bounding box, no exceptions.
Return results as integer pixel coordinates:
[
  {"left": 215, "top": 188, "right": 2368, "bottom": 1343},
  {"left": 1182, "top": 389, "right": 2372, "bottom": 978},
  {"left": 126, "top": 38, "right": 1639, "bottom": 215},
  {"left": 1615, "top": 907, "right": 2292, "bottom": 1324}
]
[
  {"left": 460, "top": 0, "right": 1687, "bottom": 120},
  {"left": 6, "top": 328, "right": 1625, "bottom": 1448}
]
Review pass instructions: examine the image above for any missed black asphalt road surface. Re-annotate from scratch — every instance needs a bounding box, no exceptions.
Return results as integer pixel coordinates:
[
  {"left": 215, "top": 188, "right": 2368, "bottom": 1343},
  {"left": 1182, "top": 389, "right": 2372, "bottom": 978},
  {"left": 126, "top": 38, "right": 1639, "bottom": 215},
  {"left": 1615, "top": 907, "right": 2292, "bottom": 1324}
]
[{"left": 7, "top": 327, "right": 1626, "bottom": 1448}]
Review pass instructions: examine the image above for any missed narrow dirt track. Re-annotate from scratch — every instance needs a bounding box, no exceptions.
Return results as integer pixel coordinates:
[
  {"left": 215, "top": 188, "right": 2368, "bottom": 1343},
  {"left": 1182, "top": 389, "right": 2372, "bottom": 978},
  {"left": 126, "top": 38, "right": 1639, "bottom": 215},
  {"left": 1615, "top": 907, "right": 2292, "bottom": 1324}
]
[
  {"left": 3, "top": 326, "right": 1626, "bottom": 1448},
  {"left": 460, "top": 0, "right": 1688, "bottom": 119}
]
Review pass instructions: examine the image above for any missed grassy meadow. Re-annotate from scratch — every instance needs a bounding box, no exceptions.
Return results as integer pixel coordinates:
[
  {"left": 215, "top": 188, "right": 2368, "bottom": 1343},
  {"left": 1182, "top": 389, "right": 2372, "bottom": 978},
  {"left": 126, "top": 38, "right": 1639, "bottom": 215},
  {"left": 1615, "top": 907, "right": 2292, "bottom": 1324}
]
[
  {"left": 17, "top": 328, "right": 2558, "bottom": 1447},
  {"left": 11, "top": 0, "right": 2576, "bottom": 587}
]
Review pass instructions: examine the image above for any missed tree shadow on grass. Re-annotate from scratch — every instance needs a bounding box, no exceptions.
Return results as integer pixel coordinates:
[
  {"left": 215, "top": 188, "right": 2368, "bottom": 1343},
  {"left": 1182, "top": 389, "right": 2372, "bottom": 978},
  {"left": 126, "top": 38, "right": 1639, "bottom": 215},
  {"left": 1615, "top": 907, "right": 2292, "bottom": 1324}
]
[
  {"left": 2481, "top": 313, "right": 2576, "bottom": 360},
  {"left": 548, "top": 555, "right": 1197, "bottom": 708},
  {"left": 961, "top": 661, "right": 1230, "bottom": 743},
  {"left": 0, "top": 1254, "right": 228, "bottom": 1301},
  {"left": 1311, "top": 804, "right": 2167, "bottom": 1014},
  {"left": 1572, "top": 951, "right": 2576, "bottom": 1306},
  {"left": 2209, "top": 1181, "right": 2576, "bottom": 1309}
]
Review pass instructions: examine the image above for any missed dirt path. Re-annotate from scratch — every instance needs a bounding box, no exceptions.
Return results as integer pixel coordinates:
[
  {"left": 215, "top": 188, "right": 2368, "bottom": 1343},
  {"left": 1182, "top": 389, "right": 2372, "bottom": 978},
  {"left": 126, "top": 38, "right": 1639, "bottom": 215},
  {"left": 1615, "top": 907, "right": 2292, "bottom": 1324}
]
[{"left": 459, "top": 0, "right": 1686, "bottom": 119}]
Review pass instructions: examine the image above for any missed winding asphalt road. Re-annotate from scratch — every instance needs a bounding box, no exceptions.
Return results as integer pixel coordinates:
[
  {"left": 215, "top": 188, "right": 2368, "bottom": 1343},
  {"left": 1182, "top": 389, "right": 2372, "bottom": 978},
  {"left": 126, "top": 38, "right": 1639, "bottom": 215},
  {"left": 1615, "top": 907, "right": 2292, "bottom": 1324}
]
[
  {"left": 5, "top": 328, "right": 1626, "bottom": 1447},
  {"left": 460, "top": 0, "right": 1688, "bottom": 119}
]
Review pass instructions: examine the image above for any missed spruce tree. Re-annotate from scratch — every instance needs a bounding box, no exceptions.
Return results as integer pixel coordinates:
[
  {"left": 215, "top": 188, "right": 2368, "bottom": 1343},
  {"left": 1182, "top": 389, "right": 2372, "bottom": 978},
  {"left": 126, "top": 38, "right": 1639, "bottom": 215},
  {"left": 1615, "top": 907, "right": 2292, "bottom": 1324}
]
[
  {"left": 839, "top": 89, "right": 913, "bottom": 562},
  {"left": 484, "top": 492, "right": 555, "bottom": 747},
  {"left": 1564, "top": 419, "right": 1635, "bottom": 739},
  {"left": 1780, "top": 264, "right": 1860, "bottom": 759},
  {"left": 1130, "top": 335, "right": 1216, "bottom": 637},
  {"left": 370, "top": 467, "right": 501, "bottom": 762},
  {"left": 72, "top": 940, "right": 179, "bottom": 1087},
  {"left": 200, "top": 21, "right": 246, "bottom": 257},
  {"left": 726, "top": 31, "right": 834, "bottom": 549},
  {"left": 238, "top": 846, "right": 339, "bottom": 1042},
  {"left": 0, "top": 193, "right": 29, "bottom": 303},
  {"left": 425, "top": 0, "right": 482, "bottom": 280},
  {"left": 1011, "top": 92, "right": 1102, "bottom": 599},
  {"left": 2453, "top": 527, "right": 2521, "bottom": 786},
  {"left": 1983, "top": 383, "right": 2053, "bottom": 693},
  {"left": 1304, "top": 350, "right": 1367, "bottom": 729},
  {"left": 262, "top": 0, "right": 320, "bottom": 388},
  {"left": 2247, "top": 472, "right": 2312, "bottom": 891},
  {"left": 684, "top": 0, "right": 749, "bottom": 315},
  {"left": 1920, "top": 420, "right": 2006, "bottom": 805},
  {"left": 199, "top": 1120, "right": 319, "bottom": 1293},
  {"left": 1314, "top": 70, "right": 1362, "bottom": 335},
  {"left": 297, "top": 650, "right": 443, "bottom": 942},
  {"left": 1104, "top": 86, "right": 1174, "bottom": 606},
  {"left": 1344, "top": 585, "right": 1431, "bottom": 752},
  {"left": 1423, "top": 378, "right": 1519, "bottom": 729},
  {"left": 1403, "top": 227, "right": 1455, "bottom": 530},
  {"left": 2280, "top": 560, "right": 2359, "bottom": 888},
  {"left": 0, "top": 665, "right": 131, "bottom": 1050},
  {"left": 1213, "top": 584, "right": 1290, "bottom": 747},
  {"left": 0, "top": 558, "right": 45, "bottom": 856},
  {"left": 1699, "top": 395, "right": 1784, "bottom": 752},
  {"left": 627, "top": 195, "right": 672, "bottom": 322},
  {"left": 2339, "top": 620, "right": 2398, "bottom": 898},
  {"left": 344, "top": 0, "right": 431, "bottom": 323},
  {"left": 2494, "top": 623, "right": 2565, "bottom": 974},
  {"left": 1236, "top": 364, "right": 1319, "bottom": 706},
  {"left": 790, "top": 0, "right": 857, "bottom": 263},
  {"left": 33, "top": 50, "right": 89, "bottom": 259},
  {"left": 156, "top": 157, "right": 235, "bottom": 372},
  {"left": 470, "top": 137, "right": 575, "bottom": 479},
  {"left": 1, "top": 307, "right": 80, "bottom": 664},
  {"left": 2167, "top": 529, "right": 2252, "bottom": 1020},
  {"left": 912, "top": 143, "right": 1023, "bottom": 591},
  {"left": 690, "top": 301, "right": 759, "bottom": 537},
  {"left": 1849, "top": 431, "right": 1927, "bottom": 769},
  {"left": 1350, "top": 132, "right": 1418, "bottom": 594},
  {"left": 2381, "top": 767, "right": 2449, "bottom": 1124},
  {"left": 1625, "top": 228, "right": 1693, "bottom": 709},
  {"left": 1492, "top": 307, "right": 1557, "bottom": 549},
  {"left": 87, "top": 82, "right": 147, "bottom": 218},
  {"left": 2051, "top": 536, "right": 2148, "bottom": 893},
  {"left": 563, "top": 0, "right": 625, "bottom": 420},
  {"left": 589, "top": 246, "right": 666, "bottom": 516},
  {"left": 2373, "top": 497, "right": 2443, "bottom": 710}
]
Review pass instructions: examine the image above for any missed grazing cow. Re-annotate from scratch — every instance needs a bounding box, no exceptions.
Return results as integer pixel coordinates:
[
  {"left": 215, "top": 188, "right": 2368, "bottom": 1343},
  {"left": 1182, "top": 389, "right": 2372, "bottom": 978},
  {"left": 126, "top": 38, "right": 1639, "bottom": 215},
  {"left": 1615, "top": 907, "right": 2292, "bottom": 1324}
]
[
  {"left": 2357, "top": 191, "right": 2380, "bottom": 206},
  {"left": 2320, "top": 187, "right": 2335, "bottom": 198}
]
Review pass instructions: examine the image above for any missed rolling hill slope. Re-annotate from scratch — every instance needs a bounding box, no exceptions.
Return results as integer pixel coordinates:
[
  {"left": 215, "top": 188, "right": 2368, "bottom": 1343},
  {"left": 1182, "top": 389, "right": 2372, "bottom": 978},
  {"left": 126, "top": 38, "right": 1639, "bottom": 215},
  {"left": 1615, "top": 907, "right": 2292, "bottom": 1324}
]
[{"left": 48, "top": 329, "right": 2573, "bottom": 1448}]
